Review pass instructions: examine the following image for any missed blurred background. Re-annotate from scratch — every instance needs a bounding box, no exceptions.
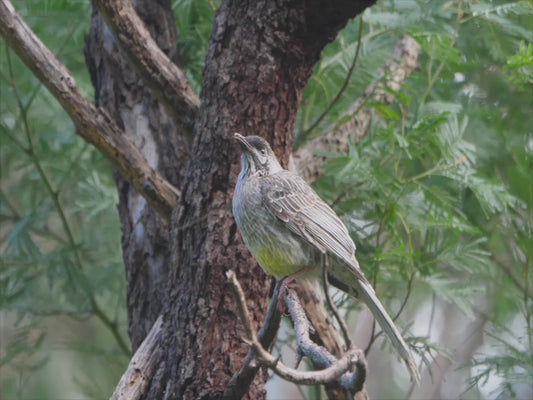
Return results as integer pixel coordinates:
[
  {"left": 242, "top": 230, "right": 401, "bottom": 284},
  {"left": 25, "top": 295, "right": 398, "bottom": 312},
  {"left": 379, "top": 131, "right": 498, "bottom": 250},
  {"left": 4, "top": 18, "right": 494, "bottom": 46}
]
[{"left": 1, "top": 0, "right": 532, "bottom": 399}]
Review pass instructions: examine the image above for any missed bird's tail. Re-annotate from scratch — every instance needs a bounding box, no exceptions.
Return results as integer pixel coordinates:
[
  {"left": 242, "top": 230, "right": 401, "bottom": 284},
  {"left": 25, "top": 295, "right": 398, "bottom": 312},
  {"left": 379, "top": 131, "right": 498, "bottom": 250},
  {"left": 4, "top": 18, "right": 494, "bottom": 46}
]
[{"left": 328, "top": 271, "right": 421, "bottom": 384}]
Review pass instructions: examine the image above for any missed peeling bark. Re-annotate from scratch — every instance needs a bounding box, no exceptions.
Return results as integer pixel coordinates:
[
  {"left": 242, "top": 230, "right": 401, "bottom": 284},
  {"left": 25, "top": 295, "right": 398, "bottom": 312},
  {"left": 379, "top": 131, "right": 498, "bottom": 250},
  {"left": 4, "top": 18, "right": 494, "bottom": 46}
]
[
  {"left": 85, "top": 0, "right": 188, "bottom": 350},
  {"left": 93, "top": 0, "right": 200, "bottom": 141}
]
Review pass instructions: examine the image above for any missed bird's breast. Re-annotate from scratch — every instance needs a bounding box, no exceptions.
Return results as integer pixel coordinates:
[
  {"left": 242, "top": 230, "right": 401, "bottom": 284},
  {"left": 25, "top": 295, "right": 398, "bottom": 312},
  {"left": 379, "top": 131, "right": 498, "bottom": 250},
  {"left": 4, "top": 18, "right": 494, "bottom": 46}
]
[{"left": 233, "top": 176, "right": 312, "bottom": 279}]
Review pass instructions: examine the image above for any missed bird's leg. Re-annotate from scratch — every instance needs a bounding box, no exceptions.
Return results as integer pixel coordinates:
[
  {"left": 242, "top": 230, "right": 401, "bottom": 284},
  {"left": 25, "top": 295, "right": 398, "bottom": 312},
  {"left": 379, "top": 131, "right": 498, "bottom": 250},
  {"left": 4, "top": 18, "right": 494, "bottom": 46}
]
[
  {"left": 321, "top": 252, "right": 352, "bottom": 349},
  {"left": 277, "top": 267, "right": 314, "bottom": 314}
]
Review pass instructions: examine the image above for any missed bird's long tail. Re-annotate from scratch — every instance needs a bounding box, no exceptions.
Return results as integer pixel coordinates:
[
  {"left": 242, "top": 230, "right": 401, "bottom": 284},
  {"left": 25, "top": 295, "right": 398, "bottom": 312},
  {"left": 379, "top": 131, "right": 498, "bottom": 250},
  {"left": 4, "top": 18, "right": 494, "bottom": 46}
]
[{"left": 328, "top": 270, "right": 421, "bottom": 384}]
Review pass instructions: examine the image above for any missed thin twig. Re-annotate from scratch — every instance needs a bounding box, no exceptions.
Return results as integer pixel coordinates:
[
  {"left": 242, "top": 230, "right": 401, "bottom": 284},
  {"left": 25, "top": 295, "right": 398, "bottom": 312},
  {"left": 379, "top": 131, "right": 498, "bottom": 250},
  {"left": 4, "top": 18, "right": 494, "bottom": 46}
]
[
  {"left": 365, "top": 272, "right": 416, "bottom": 355},
  {"left": 293, "top": 35, "right": 421, "bottom": 183},
  {"left": 298, "top": 17, "right": 365, "bottom": 144},
  {"left": 393, "top": 272, "right": 416, "bottom": 321},
  {"left": 6, "top": 48, "right": 84, "bottom": 271}
]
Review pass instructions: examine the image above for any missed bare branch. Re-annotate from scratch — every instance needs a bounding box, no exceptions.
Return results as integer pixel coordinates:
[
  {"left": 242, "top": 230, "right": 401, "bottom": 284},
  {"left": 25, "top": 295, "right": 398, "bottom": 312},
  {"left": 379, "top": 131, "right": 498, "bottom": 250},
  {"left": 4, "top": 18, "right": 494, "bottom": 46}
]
[
  {"left": 293, "top": 35, "right": 421, "bottom": 183},
  {"left": 110, "top": 315, "right": 163, "bottom": 400},
  {"left": 226, "top": 270, "right": 365, "bottom": 390},
  {"left": 223, "top": 285, "right": 282, "bottom": 400},
  {"left": 0, "top": 0, "right": 179, "bottom": 219},
  {"left": 285, "top": 288, "right": 366, "bottom": 393},
  {"left": 93, "top": 0, "right": 200, "bottom": 143},
  {"left": 298, "top": 280, "right": 363, "bottom": 399}
]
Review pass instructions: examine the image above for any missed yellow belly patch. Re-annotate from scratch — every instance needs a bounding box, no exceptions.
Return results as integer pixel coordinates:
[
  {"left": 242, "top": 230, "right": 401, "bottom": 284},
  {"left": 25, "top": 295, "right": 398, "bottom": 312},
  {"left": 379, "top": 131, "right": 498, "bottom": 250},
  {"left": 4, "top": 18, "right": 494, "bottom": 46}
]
[{"left": 254, "top": 246, "right": 305, "bottom": 279}]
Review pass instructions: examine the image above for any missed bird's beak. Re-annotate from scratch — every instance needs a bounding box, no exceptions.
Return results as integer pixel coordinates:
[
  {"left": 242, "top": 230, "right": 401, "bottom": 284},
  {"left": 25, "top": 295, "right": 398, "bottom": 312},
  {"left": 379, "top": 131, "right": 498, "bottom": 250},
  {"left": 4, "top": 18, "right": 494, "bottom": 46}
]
[{"left": 234, "top": 133, "right": 253, "bottom": 153}]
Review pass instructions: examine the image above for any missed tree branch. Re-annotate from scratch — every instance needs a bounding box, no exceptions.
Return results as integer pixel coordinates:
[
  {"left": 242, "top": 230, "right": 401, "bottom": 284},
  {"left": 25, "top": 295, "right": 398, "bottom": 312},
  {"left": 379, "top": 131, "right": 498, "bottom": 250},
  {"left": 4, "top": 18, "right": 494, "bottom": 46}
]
[
  {"left": 226, "top": 270, "right": 366, "bottom": 392},
  {"left": 110, "top": 315, "right": 163, "bottom": 400},
  {"left": 0, "top": 0, "right": 179, "bottom": 219},
  {"left": 93, "top": 0, "right": 200, "bottom": 143},
  {"left": 285, "top": 288, "right": 366, "bottom": 394},
  {"left": 297, "top": 16, "right": 365, "bottom": 145},
  {"left": 293, "top": 35, "right": 420, "bottom": 183},
  {"left": 223, "top": 284, "right": 282, "bottom": 400},
  {"left": 298, "top": 280, "right": 363, "bottom": 399}
]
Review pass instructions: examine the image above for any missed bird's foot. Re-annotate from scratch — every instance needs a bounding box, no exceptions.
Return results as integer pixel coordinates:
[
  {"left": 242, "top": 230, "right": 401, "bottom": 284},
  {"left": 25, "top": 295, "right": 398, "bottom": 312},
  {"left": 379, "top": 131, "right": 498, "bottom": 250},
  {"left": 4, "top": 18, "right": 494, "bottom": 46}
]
[{"left": 277, "top": 277, "right": 304, "bottom": 314}]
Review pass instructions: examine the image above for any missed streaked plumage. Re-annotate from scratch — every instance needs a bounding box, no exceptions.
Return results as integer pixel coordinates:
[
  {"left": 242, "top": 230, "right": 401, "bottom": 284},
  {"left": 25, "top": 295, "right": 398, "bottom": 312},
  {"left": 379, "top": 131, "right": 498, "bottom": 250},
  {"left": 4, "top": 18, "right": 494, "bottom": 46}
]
[{"left": 232, "top": 134, "right": 420, "bottom": 383}]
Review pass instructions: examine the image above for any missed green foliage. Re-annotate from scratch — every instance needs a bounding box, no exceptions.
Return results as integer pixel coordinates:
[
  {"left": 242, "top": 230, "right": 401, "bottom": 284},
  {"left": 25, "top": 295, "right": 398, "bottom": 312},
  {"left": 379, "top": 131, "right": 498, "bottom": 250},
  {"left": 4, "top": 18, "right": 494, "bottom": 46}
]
[
  {"left": 504, "top": 41, "right": 533, "bottom": 89},
  {"left": 304, "top": 0, "right": 532, "bottom": 397},
  {"left": 1, "top": 2, "right": 128, "bottom": 399},
  {"left": 297, "top": 19, "right": 397, "bottom": 144},
  {"left": 173, "top": 0, "right": 218, "bottom": 90},
  {"left": 466, "top": 326, "right": 533, "bottom": 399},
  {"left": 1, "top": 0, "right": 532, "bottom": 399}
]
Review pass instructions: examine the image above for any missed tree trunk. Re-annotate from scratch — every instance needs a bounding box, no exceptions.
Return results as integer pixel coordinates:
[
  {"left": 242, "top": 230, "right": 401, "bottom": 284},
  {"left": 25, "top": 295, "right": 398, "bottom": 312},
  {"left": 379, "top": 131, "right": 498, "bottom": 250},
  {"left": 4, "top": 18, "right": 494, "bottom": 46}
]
[
  {"left": 158, "top": 1, "right": 374, "bottom": 398},
  {"left": 85, "top": 0, "right": 188, "bottom": 351},
  {"left": 86, "top": 0, "right": 374, "bottom": 398}
]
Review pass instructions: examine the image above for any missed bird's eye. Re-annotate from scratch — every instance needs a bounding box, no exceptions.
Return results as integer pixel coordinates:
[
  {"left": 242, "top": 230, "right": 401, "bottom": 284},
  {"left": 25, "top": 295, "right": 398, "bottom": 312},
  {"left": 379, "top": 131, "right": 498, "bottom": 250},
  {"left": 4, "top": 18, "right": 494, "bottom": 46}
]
[{"left": 260, "top": 148, "right": 266, "bottom": 155}]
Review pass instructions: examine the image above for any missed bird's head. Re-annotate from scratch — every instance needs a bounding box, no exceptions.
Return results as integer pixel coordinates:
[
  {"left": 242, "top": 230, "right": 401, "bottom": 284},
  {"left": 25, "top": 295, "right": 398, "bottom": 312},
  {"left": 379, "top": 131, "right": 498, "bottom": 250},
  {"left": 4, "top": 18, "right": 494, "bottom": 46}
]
[{"left": 235, "top": 133, "right": 282, "bottom": 177}]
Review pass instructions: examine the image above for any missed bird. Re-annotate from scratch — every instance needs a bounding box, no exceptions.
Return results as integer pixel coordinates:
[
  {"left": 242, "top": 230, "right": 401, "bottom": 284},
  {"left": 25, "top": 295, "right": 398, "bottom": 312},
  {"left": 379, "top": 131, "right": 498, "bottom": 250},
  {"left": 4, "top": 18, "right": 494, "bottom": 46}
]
[{"left": 232, "top": 133, "right": 420, "bottom": 383}]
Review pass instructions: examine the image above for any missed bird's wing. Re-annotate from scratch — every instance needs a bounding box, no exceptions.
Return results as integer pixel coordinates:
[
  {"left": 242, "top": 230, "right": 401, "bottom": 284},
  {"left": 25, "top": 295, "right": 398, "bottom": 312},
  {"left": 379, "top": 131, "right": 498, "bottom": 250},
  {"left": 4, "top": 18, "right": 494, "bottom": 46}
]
[
  {"left": 260, "top": 171, "right": 356, "bottom": 267},
  {"left": 260, "top": 172, "right": 421, "bottom": 383}
]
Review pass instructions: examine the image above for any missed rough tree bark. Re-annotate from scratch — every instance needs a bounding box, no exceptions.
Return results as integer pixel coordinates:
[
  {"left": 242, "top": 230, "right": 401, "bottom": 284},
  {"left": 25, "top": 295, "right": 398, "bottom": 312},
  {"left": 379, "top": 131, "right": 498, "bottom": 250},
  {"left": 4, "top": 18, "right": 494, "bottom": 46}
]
[
  {"left": 151, "top": 1, "right": 374, "bottom": 398},
  {"left": 85, "top": 0, "right": 189, "bottom": 350}
]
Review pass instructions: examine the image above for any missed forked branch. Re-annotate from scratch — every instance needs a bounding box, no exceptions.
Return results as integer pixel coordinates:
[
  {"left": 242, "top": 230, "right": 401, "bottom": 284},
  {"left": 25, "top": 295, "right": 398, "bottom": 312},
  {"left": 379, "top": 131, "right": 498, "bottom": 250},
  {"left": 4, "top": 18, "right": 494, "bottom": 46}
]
[{"left": 226, "top": 270, "right": 366, "bottom": 394}]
